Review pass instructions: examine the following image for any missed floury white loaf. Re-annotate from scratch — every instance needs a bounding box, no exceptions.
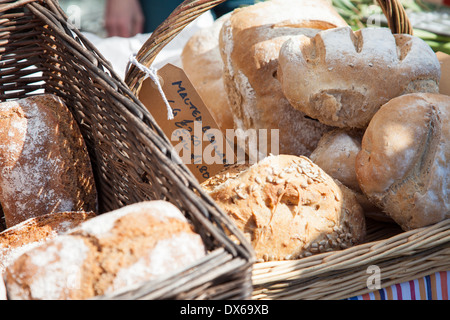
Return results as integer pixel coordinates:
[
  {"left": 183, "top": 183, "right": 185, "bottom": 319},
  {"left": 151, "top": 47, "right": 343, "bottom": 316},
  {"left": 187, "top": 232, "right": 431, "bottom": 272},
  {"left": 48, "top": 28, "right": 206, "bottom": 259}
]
[
  {"left": 0, "top": 94, "right": 98, "bottom": 228},
  {"left": 218, "top": 0, "right": 348, "bottom": 157},
  {"left": 278, "top": 26, "right": 441, "bottom": 128},
  {"left": 4, "top": 201, "right": 207, "bottom": 300},
  {"left": 355, "top": 93, "right": 450, "bottom": 230}
]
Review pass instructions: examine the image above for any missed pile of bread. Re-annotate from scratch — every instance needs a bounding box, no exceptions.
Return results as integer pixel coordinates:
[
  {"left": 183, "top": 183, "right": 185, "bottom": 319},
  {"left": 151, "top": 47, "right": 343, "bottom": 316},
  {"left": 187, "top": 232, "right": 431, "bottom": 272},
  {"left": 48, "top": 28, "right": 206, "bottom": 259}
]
[
  {"left": 182, "top": 0, "right": 449, "bottom": 262},
  {"left": 1, "top": 0, "right": 449, "bottom": 301},
  {"left": 0, "top": 95, "right": 207, "bottom": 300}
]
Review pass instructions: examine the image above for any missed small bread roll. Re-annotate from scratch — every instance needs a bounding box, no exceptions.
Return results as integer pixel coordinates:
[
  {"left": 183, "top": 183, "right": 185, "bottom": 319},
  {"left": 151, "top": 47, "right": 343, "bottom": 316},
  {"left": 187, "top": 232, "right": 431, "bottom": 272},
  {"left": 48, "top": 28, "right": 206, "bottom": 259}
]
[
  {"left": 0, "top": 211, "right": 95, "bottom": 274},
  {"left": 309, "top": 129, "right": 392, "bottom": 222},
  {"left": 203, "top": 155, "right": 366, "bottom": 261},
  {"left": 181, "top": 13, "right": 234, "bottom": 134},
  {"left": 278, "top": 27, "right": 441, "bottom": 128},
  {"left": 4, "top": 201, "right": 206, "bottom": 300},
  {"left": 219, "top": 0, "right": 348, "bottom": 157},
  {"left": 310, "top": 129, "right": 364, "bottom": 192},
  {"left": 355, "top": 93, "right": 450, "bottom": 230},
  {"left": 0, "top": 94, "right": 98, "bottom": 228}
]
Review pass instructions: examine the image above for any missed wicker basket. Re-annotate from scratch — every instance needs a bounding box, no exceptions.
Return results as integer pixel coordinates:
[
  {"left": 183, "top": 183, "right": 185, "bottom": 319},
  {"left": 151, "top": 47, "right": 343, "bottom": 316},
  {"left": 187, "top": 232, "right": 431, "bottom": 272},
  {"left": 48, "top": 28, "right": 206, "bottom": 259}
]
[
  {"left": 125, "top": 0, "right": 450, "bottom": 300},
  {"left": 0, "top": 0, "right": 255, "bottom": 300}
]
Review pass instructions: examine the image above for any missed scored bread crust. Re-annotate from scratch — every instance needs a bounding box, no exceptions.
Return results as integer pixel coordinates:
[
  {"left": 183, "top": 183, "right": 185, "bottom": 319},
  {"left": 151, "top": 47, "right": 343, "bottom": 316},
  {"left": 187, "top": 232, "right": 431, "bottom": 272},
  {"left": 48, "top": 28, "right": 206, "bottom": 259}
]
[
  {"left": 355, "top": 93, "right": 450, "bottom": 230},
  {"left": 218, "top": 0, "right": 348, "bottom": 157},
  {"left": 278, "top": 27, "right": 441, "bottom": 128}
]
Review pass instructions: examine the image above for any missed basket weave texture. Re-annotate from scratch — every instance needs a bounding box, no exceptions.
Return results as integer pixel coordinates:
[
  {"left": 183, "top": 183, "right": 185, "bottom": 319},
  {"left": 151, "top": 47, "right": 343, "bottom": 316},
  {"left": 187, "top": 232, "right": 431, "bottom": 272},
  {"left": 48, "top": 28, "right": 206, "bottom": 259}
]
[
  {"left": 125, "top": 0, "right": 450, "bottom": 300},
  {"left": 0, "top": 0, "right": 255, "bottom": 300}
]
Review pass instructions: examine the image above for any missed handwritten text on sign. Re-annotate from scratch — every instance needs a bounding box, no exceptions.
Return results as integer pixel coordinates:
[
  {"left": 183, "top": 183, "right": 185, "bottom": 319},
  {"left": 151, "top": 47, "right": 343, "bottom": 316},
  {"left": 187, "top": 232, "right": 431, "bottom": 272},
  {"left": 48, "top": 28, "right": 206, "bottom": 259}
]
[{"left": 138, "top": 64, "right": 228, "bottom": 182}]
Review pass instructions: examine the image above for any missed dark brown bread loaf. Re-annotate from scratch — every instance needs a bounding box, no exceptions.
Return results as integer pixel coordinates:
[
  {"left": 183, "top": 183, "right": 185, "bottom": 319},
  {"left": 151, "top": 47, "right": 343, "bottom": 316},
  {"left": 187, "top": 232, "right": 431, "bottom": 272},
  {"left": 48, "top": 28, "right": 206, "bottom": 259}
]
[{"left": 0, "top": 94, "right": 98, "bottom": 228}]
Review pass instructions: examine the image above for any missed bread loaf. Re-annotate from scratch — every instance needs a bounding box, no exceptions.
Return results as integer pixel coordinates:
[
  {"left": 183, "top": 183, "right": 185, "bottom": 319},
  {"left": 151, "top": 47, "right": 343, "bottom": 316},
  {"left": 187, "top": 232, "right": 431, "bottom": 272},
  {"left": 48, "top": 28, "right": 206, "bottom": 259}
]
[
  {"left": 355, "top": 93, "right": 450, "bottom": 230},
  {"left": 0, "top": 211, "right": 95, "bottom": 274},
  {"left": 0, "top": 94, "right": 98, "bottom": 228},
  {"left": 4, "top": 201, "right": 207, "bottom": 300},
  {"left": 309, "top": 129, "right": 391, "bottom": 222},
  {"left": 310, "top": 129, "right": 364, "bottom": 192},
  {"left": 203, "top": 155, "right": 366, "bottom": 261},
  {"left": 218, "top": 0, "right": 348, "bottom": 157},
  {"left": 278, "top": 26, "right": 441, "bottom": 128},
  {"left": 181, "top": 13, "right": 234, "bottom": 134}
]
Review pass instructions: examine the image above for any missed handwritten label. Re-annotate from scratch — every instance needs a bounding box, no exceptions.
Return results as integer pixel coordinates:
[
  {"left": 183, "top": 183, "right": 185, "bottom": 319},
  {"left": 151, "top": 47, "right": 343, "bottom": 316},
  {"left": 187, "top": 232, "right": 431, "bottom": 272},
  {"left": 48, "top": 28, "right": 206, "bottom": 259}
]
[{"left": 138, "top": 63, "right": 229, "bottom": 182}]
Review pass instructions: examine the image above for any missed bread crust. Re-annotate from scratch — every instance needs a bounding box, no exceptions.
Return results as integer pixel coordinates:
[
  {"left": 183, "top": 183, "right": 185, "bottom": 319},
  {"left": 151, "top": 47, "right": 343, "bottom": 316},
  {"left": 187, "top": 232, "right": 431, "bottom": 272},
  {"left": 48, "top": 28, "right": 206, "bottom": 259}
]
[
  {"left": 181, "top": 13, "right": 234, "bottom": 134},
  {"left": 355, "top": 93, "right": 450, "bottom": 230},
  {"left": 309, "top": 129, "right": 392, "bottom": 222},
  {"left": 278, "top": 27, "right": 441, "bottom": 128},
  {"left": 203, "top": 155, "right": 365, "bottom": 261},
  {"left": 0, "top": 94, "right": 98, "bottom": 227},
  {"left": 0, "top": 211, "right": 95, "bottom": 274},
  {"left": 218, "top": 0, "right": 348, "bottom": 157},
  {"left": 4, "top": 201, "right": 206, "bottom": 300}
]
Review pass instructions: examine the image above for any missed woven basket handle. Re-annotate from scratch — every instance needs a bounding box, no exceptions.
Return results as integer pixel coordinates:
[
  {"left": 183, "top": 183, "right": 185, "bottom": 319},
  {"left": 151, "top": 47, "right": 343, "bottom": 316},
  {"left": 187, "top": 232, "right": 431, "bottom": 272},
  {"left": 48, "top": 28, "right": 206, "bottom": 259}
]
[{"left": 125, "top": 0, "right": 412, "bottom": 94}]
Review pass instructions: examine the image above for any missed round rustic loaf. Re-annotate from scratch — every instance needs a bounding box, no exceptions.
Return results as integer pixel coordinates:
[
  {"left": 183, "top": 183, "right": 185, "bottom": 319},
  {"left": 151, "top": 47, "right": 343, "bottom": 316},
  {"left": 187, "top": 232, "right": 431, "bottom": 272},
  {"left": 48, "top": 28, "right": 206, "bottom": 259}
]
[
  {"left": 4, "top": 201, "right": 207, "bottom": 300},
  {"left": 278, "top": 26, "right": 441, "bottom": 128},
  {"left": 203, "top": 155, "right": 366, "bottom": 261},
  {"left": 181, "top": 13, "right": 234, "bottom": 134},
  {"left": 355, "top": 93, "right": 450, "bottom": 230},
  {"left": 218, "top": 0, "right": 348, "bottom": 158},
  {"left": 0, "top": 94, "right": 98, "bottom": 228},
  {"left": 0, "top": 211, "right": 95, "bottom": 275}
]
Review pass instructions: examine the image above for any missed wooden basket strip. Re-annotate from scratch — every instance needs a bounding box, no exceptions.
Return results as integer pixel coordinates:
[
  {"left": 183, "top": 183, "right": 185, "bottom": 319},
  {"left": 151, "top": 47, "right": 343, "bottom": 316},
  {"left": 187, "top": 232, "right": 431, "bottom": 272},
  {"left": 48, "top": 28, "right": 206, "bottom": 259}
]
[
  {"left": 252, "top": 220, "right": 450, "bottom": 286},
  {"left": 252, "top": 246, "right": 450, "bottom": 300}
]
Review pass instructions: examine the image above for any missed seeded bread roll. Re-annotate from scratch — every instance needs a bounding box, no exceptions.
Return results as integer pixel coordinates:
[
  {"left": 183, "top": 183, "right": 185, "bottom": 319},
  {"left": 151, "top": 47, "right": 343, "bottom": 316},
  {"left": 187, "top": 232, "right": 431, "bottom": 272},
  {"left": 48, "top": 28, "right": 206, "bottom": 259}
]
[
  {"left": 355, "top": 93, "right": 450, "bottom": 230},
  {"left": 200, "top": 163, "right": 250, "bottom": 193},
  {"left": 218, "top": 0, "right": 348, "bottom": 157},
  {"left": 181, "top": 13, "right": 234, "bottom": 134},
  {"left": 0, "top": 94, "right": 98, "bottom": 228},
  {"left": 278, "top": 26, "right": 441, "bottom": 128},
  {"left": 0, "top": 211, "right": 95, "bottom": 274},
  {"left": 203, "top": 155, "right": 365, "bottom": 261},
  {"left": 4, "top": 201, "right": 207, "bottom": 300}
]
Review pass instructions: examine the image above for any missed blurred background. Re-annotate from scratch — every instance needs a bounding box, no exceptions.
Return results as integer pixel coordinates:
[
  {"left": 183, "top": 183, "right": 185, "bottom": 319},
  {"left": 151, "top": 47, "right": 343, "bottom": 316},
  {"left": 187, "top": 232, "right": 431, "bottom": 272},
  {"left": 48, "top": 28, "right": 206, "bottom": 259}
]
[{"left": 57, "top": 0, "right": 450, "bottom": 78}]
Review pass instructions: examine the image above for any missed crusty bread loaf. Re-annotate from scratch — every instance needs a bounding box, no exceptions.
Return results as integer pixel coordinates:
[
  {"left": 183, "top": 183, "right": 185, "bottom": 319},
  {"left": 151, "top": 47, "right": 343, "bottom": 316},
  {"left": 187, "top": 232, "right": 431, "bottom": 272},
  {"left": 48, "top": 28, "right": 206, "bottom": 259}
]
[
  {"left": 0, "top": 94, "right": 98, "bottom": 228},
  {"left": 278, "top": 27, "right": 441, "bottom": 128},
  {"left": 181, "top": 13, "right": 234, "bottom": 134},
  {"left": 309, "top": 129, "right": 392, "bottom": 222},
  {"left": 0, "top": 211, "right": 95, "bottom": 274},
  {"left": 4, "top": 201, "right": 206, "bottom": 300},
  {"left": 201, "top": 163, "right": 250, "bottom": 193},
  {"left": 203, "top": 155, "right": 365, "bottom": 261},
  {"left": 218, "top": 0, "right": 348, "bottom": 157},
  {"left": 355, "top": 93, "right": 450, "bottom": 230}
]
